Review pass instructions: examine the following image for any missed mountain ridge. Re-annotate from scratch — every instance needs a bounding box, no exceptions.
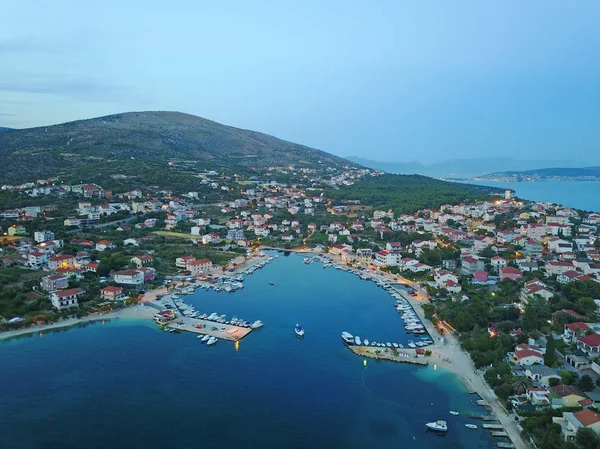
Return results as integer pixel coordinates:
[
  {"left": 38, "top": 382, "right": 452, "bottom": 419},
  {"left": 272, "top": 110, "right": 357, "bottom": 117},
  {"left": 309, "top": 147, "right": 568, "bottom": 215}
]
[
  {"left": 0, "top": 111, "right": 358, "bottom": 184},
  {"left": 476, "top": 166, "right": 600, "bottom": 181}
]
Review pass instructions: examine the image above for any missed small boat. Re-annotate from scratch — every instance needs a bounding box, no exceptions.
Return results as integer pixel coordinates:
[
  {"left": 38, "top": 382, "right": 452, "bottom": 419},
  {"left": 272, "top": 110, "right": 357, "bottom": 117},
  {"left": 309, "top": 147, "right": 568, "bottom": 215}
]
[
  {"left": 386, "top": 342, "right": 392, "bottom": 348},
  {"left": 364, "top": 338, "right": 369, "bottom": 346},
  {"left": 371, "top": 342, "right": 377, "bottom": 347},
  {"left": 465, "top": 424, "right": 477, "bottom": 429},
  {"left": 295, "top": 324, "right": 305, "bottom": 337},
  {"left": 354, "top": 336, "right": 361, "bottom": 346},
  {"left": 425, "top": 420, "right": 448, "bottom": 432},
  {"left": 207, "top": 336, "right": 218, "bottom": 346},
  {"left": 449, "top": 411, "right": 459, "bottom": 416},
  {"left": 201, "top": 335, "right": 211, "bottom": 343},
  {"left": 269, "top": 282, "right": 275, "bottom": 286},
  {"left": 392, "top": 342, "right": 399, "bottom": 348},
  {"left": 250, "top": 320, "right": 264, "bottom": 329},
  {"left": 408, "top": 341, "right": 416, "bottom": 348},
  {"left": 341, "top": 332, "right": 354, "bottom": 345},
  {"left": 197, "top": 334, "right": 205, "bottom": 339}
]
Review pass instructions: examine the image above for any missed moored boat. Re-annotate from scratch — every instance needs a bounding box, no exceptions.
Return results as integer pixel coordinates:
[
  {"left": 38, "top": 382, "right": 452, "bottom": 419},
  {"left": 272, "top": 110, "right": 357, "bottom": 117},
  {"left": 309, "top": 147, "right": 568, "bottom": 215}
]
[
  {"left": 250, "top": 320, "right": 264, "bottom": 329},
  {"left": 465, "top": 424, "right": 477, "bottom": 429},
  {"left": 354, "top": 336, "right": 361, "bottom": 346},
  {"left": 207, "top": 336, "right": 218, "bottom": 346},
  {"left": 449, "top": 411, "right": 459, "bottom": 416},
  {"left": 341, "top": 331, "right": 354, "bottom": 345}
]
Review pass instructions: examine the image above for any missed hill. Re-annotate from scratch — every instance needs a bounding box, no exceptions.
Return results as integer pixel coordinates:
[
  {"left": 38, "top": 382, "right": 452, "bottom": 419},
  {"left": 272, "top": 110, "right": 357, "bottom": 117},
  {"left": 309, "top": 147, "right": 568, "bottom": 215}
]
[
  {"left": 0, "top": 111, "right": 356, "bottom": 184},
  {"left": 346, "top": 156, "right": 585, "bottom": 179},
  {"left": 478, "top": 166, "right": 600, "bottom": 182},
  {"left": 328, "top": 174, "right": 502, "bottom": 214},
  {"left": 0, "top": 127, "right": 13, "bottom": 133}
]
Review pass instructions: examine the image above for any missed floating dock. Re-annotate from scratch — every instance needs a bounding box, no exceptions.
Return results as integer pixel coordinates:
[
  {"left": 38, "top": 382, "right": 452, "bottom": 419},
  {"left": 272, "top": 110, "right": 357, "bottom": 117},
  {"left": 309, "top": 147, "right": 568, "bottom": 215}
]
[
  {"left": 467, "top": 413, "right": 496, "bottom": 420},
  {"left": 496, "top": 443, "right": 515, "bottom": 449},
  {"left": 491, "top": 432, "right": 509, "bottom": 437},
  {"left": 482, "top": 424, "right": 504, "bottom": 430},
  {"left": 167, "top": 317, "right": 253, "bottom": 341}
]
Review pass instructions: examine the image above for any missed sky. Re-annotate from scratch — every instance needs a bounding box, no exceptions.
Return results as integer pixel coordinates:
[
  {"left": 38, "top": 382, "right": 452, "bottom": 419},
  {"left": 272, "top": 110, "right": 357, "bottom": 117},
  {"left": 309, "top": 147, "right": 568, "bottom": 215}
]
[{"left": 1, "top": 1, "right": 599, "bottom": 163}]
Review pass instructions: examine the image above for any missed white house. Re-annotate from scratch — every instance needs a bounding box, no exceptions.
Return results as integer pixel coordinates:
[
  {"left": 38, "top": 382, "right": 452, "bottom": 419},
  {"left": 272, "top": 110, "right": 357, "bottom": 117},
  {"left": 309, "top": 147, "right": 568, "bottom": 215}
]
[
  {"left": 50, "top": 288, "right": 84, "bottom": 310},
  {"left": 113, "top": 269, "right": 144, "bottom": 286}
]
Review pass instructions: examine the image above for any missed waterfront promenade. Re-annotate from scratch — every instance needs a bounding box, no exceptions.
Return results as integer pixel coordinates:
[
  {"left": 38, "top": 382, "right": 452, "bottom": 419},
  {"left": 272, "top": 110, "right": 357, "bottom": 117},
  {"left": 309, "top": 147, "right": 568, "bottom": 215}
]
[{"left": 167, "top": 317, "right": 252, "bottom": 341}]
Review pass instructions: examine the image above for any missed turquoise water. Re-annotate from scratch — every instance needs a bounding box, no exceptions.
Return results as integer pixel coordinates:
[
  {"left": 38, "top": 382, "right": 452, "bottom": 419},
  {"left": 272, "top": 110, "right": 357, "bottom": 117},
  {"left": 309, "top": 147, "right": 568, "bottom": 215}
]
[
  {"left": 0, "top": 253, "right": 496, "bottom": 449},
  {"left": 468, "top": 180, "right": 600, "bottom": 212}
]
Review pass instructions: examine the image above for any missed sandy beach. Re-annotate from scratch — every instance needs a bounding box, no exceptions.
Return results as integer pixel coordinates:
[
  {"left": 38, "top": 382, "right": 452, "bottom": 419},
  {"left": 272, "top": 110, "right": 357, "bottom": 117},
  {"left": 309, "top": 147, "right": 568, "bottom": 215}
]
[{"left": 0, "top": 304, "right": 156, "bottom": 341}]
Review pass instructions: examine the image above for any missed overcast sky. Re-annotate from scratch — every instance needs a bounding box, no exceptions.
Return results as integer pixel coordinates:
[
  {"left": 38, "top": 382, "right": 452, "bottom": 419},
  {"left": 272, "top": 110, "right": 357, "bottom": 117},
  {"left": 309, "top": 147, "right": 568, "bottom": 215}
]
[{"left": 1, "top": 1, "right": 599, "bottom": 163}]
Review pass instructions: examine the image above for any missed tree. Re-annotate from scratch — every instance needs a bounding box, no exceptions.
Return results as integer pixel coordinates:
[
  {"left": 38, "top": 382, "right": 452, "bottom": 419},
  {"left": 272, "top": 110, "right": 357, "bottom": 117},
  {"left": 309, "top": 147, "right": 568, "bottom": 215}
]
[
  {"left": 544, "top": 335, "right": 557, "bottom": 367},
  {"left": 560, "top": 370, "right": 579, "bottom": 386},
  {"left": 510, "top": 376, "right": 531, "bottom": 395},
  {"left": 576, "top": 427, "right": 599, "bottom": 449},
  {"left": 549, "top": 377, "right": 560, "bottom": 387},
  {"left": 578, "top": 374, "right": 595, "bottom": 392}
]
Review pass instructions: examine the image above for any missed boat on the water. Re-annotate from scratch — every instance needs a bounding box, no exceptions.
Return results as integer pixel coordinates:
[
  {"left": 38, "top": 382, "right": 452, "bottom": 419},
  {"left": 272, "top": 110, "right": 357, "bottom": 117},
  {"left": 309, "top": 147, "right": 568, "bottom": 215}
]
[
  {"left": 465, "top": 424, "right": 477, "bottom": 429},
  {"left": 392, "top": 342, "right": 399, "bottom": 348},
  {"left": 250, "top": 320, "right": 264, "bottom": 329},
  {"left": 207, "top": 336, "right": 218, "bottom": 346},
  {"left": 408, "top": 341, "right": 416, "bottom": 348},
  {"left": 295, "top": 324, "right": 305, "bottom": 337},
  {"left": 201, "top": 334, "right": 211, "bottom": 343},
  {"left": 197, "top": 334, "right": 205, "bottom": 339},
  {"left": 269, "top": 282, "right": 275, "bottom": 286},
  {"left": 426, "top": 420, "right": 448, "bottom": 432},
  {"left": 364, "top": 338, "right": 369, "bottom": 346},
  {"left": 341, "top": 331, "right": 354, "bottom": 345},
  {"left": 354, "top": 336, "right": 361, "bottom": 346},
  {"left": 449, "top": 411, "right": 459, "bottom": 416}
]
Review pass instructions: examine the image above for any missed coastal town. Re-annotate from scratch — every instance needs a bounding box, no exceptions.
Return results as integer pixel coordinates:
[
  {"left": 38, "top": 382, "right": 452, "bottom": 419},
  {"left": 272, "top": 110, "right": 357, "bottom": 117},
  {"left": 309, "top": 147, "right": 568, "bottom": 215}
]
[{"left": 1, "top": 164, "right": 600, "bottom": 449}]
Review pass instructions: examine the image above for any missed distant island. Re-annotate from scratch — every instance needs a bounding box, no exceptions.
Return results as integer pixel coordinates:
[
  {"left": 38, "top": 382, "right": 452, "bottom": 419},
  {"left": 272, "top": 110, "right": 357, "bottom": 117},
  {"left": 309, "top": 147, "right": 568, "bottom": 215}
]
[{"left": 474, "top": 166, "right": 600, "bottom": 182}]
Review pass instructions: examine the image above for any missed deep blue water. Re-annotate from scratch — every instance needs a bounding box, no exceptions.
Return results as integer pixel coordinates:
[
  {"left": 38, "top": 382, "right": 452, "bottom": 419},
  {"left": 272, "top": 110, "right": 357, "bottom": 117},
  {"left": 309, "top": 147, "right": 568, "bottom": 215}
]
[
  {"left": 0, "top": 253, "right": 496, "bottom": 449},
  {"left": 468, "top": 180, "right": 600, "bottom": 212}
]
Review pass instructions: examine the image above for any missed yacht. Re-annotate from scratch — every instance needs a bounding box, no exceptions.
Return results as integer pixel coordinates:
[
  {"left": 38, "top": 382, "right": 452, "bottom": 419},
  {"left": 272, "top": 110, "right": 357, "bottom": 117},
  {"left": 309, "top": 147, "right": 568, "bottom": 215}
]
[
  {"left": 207, "top": 336, "right": 218, "bottom": 346},
  {"left": 250, "top": 320, "right": 264, "bottom": 329},
  {"left": 201, "top": 335, "right": 211, "bottom": 343},
  {"left": 425, "top": 420, "right": 448, "bottom": 432},
  {"left": 341, "top": 332, "right": 354, "bottom": 345},
  {"left": 295, "top": 324, "right": 305, "bottom": 337},
  {"left": 465, "top": 424, "right": 477, "bottom": 429},
  {"left": 354, "top": 336, "right": 361, "bottom": 346}
]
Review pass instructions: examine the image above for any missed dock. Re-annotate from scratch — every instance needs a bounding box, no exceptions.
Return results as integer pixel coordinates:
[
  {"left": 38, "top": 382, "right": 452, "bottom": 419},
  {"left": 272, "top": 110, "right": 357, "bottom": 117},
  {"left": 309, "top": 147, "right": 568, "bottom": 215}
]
[
  {"left": 349, "top": 345, "right": 429, "bottom": 365},
  {"left": 467, "top": 413, "right": 497, "bottom": 421},
  {"left": 167, "top": 317, "right": 253, "bottom": 341},
  {"left": 496, "top": 443, "right": 515, "bottom": 449},
  {"left": 491, "top": 432, "right": 509, "bottom": 437},
  {"left": 482, "top": 424, "right": 505, "bottom": 430}
]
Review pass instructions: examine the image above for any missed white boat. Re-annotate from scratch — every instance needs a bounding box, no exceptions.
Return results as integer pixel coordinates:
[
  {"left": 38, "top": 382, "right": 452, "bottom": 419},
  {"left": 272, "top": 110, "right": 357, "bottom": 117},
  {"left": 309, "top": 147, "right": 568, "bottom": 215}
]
[
  {"left": 465, "top": 424, "right": 477, "bottom": 429},
  {"left": 250, "top": 320, "right": 263, "bottom": 329},
  {"left": 201, "top": 335, "right": 211, "bottom": 343},
  {"left": 354, "top": 336, "right": 361, "bottom": 346},
  {"left": 207, "top": 336, "right": 218, "bottom": 346},
  {"left": 364, "top": 338, "right": 369, "bottom": 346},
  {"left": 449, "top": 411, "right": 459, "bottom": 416},
  {"left": 425, "top": 420, "right": 447, "bottom": 432},
  {"left": 341, "top": 331, "right": 354, "bottom": 345},
  {"left": 408, "top": 341, "right": 416, "bottom": 348},
  {"left": 386, "top": 342, "right": 392, "bottom": 348},
  {"left": 392, "top": 342, "right": 399, "bottom": 348},
  {"left": 197, "top": 334, "right": 205, "bottom": 339},
  {"left": 295, "top": 324, "right": 305, "bottom": 337}
]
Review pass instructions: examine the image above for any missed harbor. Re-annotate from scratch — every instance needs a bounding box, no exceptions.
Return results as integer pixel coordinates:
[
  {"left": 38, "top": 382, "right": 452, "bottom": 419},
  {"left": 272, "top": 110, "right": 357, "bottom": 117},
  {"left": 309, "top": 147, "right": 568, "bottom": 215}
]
[{"left": 348, "top": 345, "right": 428, "bottom": 365}]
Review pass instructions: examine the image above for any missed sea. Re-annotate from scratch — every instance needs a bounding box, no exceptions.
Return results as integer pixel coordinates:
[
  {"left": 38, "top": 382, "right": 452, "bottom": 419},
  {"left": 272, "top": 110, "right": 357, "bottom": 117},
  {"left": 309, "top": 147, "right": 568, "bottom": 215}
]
[
  {"left": 0, "top": 253, "right": 498, "bottom": 449},
  {"left": 467, "top": 180, "right": 600, "bottom": 212}
]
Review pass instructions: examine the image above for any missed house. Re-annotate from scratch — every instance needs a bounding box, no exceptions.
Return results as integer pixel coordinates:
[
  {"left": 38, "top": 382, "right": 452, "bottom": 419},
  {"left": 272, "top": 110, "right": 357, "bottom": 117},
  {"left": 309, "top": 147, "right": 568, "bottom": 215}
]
[
  {"left": 563, "top": 322, "right": 590, "bottom": 344},
  {"left": 472, "top": 270, "right": 488, "bottom": 284},
  {"left": 202, "top": 233, "right": 222, "bottom": 245},
  {"left": 34, "top": 230, "right": 55, "bottom": 243},
  {"left": 550, "top": 384, "right": 589, "bottom": 409},
  {"left": 186, "top": 258, "right": 213, "bottom": 275},
  {"left": 100, "top": 286, "right": 124, "bottom": 301},
  {"left": 27, "top": 252, "right": 48, "bottom": 269},
  {"left": 95, "top": 240, "right": 115, "bottom": 251},
  {"left": 553, "top": 409, "right": 600, "bottom": 442},
  {"left": 520, "top": 284, "right": 554, "bottom": 305},
  {"left": 356, "top": 248, "right": 373, "bottom": 264},
  {"left": 130, "top": 255, "right": 153, "bottom": 268},
  {"left": 512, "top": 346, "right": 544, "bottom": 366},
  {"left": 461, "top": 257, "right": 485, "bottom": 275},
  {"left": 577, "top": 333, "right": 600, "bottom": 356},
  {"left": 524, "top": 366, "right": 561, "bottom": 387},
  {"left": 490, "top": 256, "right": 508, "bottom": 269},
  {"left": 48, "top": 254, "right": 76, "bottom": 271},
  {"left": 500, "top": 267, "right": 523, "bottom": 281},
  {"left": 40, "top": 274, "right": 68, "bottom": 292},
  {"left": 176, "top": 256, "right": 196, "bottom": 269},
  {"left": 553, "top": 309, "right": 584, "bottom": 324},
  {"left": 558, "top": 270, "right": 589, "bottom": 284},
  {"left": 113, "top": 269, "right": 144, "bottom": 286},
  {"left": 50, "top": 288, "right": 84, "bottom": 310},
  {"left": 526, "top": 387, "right": 551, "bottom": 405},
  {"left": 545, "top": 261, "right": 574, "bottom": 276},
  {"left": 137, "top": 267, "right": 157, "bottom": 282},
  {"left": 525, "top": 239, "right": 543, "bottom": 257}
]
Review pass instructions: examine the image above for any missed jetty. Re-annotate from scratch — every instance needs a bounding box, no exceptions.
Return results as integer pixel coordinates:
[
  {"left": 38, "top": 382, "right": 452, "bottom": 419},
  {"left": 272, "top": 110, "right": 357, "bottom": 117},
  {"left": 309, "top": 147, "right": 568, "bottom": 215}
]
[
  {"left": 496, "top": 443, "right": 515, "bottom": 449},
  {"left": 167, "top": 317, "right": 252, "bottom": 341},
  {"left": 467, "top": 413, "right": 497, "bottom": 421},
  {"left": 483, "top": 424, "right": 505, "bottom": 430},
  {"left": 349, "top": 345, "right": 428, "bottom": 365},
  {"left": 491, "top": 432, "right": 509, "bottom": 437}
]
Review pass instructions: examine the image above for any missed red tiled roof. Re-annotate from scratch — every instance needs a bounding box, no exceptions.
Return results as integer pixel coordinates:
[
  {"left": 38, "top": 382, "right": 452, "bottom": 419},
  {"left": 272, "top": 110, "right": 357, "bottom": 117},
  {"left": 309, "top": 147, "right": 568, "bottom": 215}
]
[
  {"left": 575, "top": 409, "right": 600, "bottom": 426},
  {"left": 579, "top": 333, "right": 600, "bottom": 348}
]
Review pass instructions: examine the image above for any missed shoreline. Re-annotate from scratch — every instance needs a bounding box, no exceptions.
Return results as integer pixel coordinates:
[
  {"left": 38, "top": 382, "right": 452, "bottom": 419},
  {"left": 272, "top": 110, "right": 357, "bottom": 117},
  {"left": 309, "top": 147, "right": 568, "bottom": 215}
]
[{"left": 0, "top": 304, "right": 156, "bottom": 341}]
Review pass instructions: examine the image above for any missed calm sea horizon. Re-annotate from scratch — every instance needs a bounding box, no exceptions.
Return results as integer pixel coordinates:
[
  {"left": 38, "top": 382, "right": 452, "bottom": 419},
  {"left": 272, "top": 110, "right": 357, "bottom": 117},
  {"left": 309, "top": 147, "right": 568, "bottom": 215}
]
[
  {"left": 0, "top": 253, "right": 498, "bottom": 449},
  {"left": 465, "top": 180, "right": 600, "bottom": 212}
]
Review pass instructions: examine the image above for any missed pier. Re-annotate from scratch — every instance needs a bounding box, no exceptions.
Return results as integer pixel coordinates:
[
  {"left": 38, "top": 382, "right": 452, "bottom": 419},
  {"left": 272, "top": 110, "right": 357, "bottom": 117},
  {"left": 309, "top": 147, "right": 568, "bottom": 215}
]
[
  {"left": 496, "top": 444, "right": 515, "bottom": 449},
  {"left": 167, "top": 316, "right": 252, "bottom": 341},
  {"left": 349, "top": 345, "right": 429, "bottom": 365},
  {"left": 482, "top": 424, "right": 505, "bottom": 430},
  {"left": 491, "top": 432, "right": 509, "bottom": 437}
]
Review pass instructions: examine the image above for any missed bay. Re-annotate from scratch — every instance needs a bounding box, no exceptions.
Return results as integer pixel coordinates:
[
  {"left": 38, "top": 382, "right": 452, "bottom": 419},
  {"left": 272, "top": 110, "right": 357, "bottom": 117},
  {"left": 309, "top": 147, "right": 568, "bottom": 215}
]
[
  {"left": 467, "top": 180, "right": 600, "bottom": 212},
  {"left": 0, "top": 253, "right": 496, "bottom": 449}
]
